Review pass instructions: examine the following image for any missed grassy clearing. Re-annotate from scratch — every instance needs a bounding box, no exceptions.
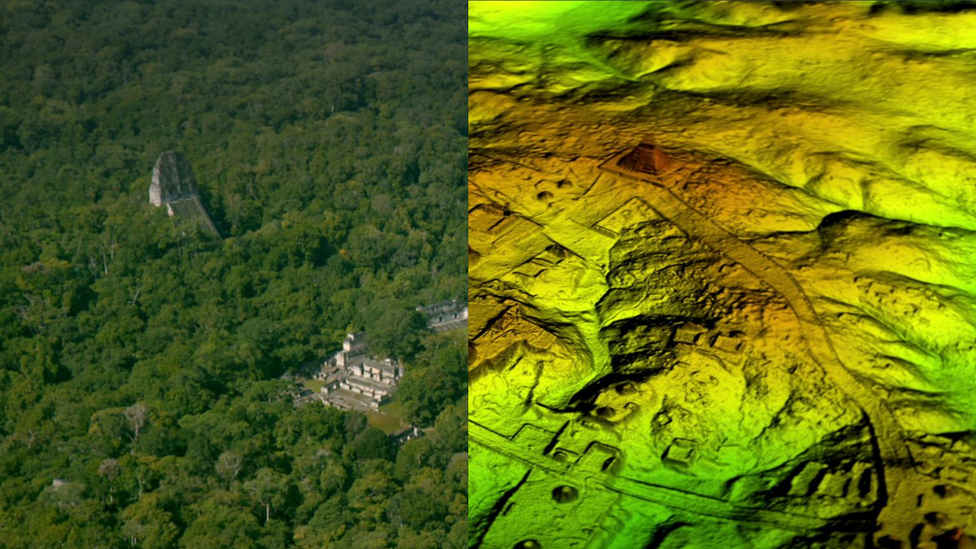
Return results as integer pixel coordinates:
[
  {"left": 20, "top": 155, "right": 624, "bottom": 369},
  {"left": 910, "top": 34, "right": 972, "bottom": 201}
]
[
  {"left": 366, "top": 410, "right": 405, "bottom": 433},
  {"left": 302, "top": 379, "right": 325, "bottom": 393},
  {"left": 380, "top": 400, "right": 406, "bottom": 418},
  {"left": 364, "top": 400, "right": 408, "bottom": 433}
]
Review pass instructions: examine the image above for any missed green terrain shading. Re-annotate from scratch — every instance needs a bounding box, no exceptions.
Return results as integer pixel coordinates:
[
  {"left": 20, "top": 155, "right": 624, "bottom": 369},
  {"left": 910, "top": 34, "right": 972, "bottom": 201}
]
[
  {"left": 469, "top": 1, "right": 976, "bottom": 548},
  {"left": 0, "top": 1, "right": 466, "bottom": 548}
]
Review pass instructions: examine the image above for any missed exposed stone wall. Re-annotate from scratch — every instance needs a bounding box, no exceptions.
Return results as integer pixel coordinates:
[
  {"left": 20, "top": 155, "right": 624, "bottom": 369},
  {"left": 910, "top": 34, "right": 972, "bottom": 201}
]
[{"left": 150, "top": 151, "right": 199, "bottom": 206}]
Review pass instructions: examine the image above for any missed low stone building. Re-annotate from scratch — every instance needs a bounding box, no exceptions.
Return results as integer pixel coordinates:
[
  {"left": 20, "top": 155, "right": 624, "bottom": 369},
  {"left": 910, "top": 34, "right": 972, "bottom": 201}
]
[
  {"left": 417, "top": 299, "right": 468, "bottom": 332},
  {"left": 390, "top": 425, "right": 423, "bottom": 445},
  {"left": 149, "top": 151, "right": 219, "bottom": 236},
  {"left": 317, "top": 332, "right": 403, "bottom": 411}
]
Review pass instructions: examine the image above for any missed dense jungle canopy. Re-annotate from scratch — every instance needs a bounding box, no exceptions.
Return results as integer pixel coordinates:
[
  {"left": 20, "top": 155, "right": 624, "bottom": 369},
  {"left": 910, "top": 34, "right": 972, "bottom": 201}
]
[{"left": 0, "top": 1, "right": 467, "bottom": 547}]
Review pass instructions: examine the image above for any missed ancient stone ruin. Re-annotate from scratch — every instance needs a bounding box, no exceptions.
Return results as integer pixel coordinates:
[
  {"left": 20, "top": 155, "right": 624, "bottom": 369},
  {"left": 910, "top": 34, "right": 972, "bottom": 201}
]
[
  {"left": 315, "top": 332, "right": 403, "bottom": 411},
  {"left": 417, "top": 299, "right": 468, "bottom": 332},
  {"left": 149, "top": 151, "right": 219, "bottom": 236}
]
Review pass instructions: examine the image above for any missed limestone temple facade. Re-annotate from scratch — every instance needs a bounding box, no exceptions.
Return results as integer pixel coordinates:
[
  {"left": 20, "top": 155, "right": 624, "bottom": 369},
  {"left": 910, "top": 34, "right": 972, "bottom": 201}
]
[
  {"left": 149, "top": 151, "right": 219, "bottom": 236},
  {"left": 316, "top": 332, "right": 403, "bottom": 411},
  {"left": 417, "top": 299, "right": 468, "bottom": 332}
]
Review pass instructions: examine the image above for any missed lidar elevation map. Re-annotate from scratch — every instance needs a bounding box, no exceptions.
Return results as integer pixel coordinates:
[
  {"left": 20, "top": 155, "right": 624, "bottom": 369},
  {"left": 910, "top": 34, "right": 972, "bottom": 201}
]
[{"left": 468, "top": 2, "right": 976, "bottom": 548}]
